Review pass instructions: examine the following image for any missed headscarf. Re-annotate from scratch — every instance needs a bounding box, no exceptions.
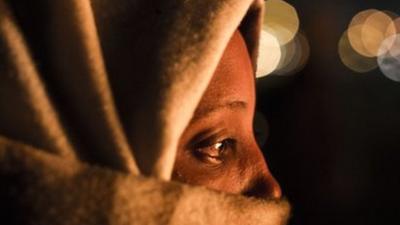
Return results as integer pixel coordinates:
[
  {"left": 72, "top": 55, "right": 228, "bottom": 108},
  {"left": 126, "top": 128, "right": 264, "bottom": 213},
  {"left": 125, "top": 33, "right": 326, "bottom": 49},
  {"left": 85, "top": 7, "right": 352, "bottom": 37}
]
[{"left": 0, "top": 0, "right": 289, "bottom": 224}]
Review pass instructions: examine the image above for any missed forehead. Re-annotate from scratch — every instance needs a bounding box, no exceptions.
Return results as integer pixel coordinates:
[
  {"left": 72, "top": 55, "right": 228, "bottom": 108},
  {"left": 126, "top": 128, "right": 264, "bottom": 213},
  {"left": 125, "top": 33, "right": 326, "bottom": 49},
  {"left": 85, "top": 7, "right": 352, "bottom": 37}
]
[{"left": 194, "top": 30, "right": 255, "bottom": 115}]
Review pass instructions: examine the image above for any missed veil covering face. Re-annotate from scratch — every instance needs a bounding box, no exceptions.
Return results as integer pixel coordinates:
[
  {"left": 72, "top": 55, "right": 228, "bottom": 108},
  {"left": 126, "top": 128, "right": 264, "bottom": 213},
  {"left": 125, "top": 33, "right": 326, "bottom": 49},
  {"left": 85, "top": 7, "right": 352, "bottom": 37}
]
[{"left": 0, "top": 0, "right": 289, "bottom": 224}]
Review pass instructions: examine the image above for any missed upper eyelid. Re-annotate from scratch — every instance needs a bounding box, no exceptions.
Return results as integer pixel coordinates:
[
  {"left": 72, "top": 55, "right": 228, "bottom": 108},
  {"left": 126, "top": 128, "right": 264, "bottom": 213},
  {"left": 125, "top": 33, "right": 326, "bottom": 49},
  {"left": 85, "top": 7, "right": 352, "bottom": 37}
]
[
  {"left": 186, "top": 129, "right": 227, "bottom": 149},
  {"left": 191, "top": 136, "right": 227, "bottom": 150},
  {"left": 197, "top": 138, "right": 234, "bottom": 149},
  {"left": 193, "top": 138, "right": 238, "bottom": 158}
]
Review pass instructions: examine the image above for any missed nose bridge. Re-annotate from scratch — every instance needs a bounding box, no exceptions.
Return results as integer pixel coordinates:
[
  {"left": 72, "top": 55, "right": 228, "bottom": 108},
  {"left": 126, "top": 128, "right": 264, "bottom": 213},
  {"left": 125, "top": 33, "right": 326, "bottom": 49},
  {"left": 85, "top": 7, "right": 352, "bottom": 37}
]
[{"left": 243, "top": 141, "right": 282, "bottom": 199}]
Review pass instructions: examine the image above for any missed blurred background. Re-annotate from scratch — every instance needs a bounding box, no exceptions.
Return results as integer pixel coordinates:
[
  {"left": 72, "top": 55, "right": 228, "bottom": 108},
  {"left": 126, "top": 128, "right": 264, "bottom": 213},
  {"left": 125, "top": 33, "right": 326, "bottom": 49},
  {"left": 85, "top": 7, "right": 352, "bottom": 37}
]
[{"left": 255, "top": 0, "right": 400, "bottom": 225}]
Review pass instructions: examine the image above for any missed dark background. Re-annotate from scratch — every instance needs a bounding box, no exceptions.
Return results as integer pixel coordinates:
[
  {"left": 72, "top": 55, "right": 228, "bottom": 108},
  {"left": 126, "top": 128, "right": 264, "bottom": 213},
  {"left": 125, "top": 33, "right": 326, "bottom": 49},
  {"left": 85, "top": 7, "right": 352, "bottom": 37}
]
[{"left": 257, "top": 1, "right": 400, "bottom": 225}]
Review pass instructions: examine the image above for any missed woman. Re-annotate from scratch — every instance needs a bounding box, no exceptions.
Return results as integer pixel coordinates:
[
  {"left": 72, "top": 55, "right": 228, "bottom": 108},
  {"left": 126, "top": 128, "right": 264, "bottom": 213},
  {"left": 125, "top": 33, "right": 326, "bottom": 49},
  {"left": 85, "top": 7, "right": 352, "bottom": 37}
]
[
  {"left": 173, "top": 30, "right": 281, "bottom": 199},
  {"left": 0, "top": 0, "right": 289, "bottom": 224}
]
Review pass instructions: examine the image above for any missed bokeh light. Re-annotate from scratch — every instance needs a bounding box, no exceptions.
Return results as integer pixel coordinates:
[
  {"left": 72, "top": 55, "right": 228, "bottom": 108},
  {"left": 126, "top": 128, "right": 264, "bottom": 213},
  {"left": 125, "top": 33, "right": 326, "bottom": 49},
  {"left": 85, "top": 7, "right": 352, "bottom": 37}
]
[
  {"left": 347, "top": 9, "right": 378, "bottom": 58},
  {"left": 340, "top": 9, "right": 400, "bottom": 82},
  {"left": 347, "top": 9, "right": 396, "bottom": 57},
  {"left": 378, "top": 34, "right": 400, "bottom": 82},
  {"left": 256, "top": 30, "right": 282, "bottom": 78},
  {"left": 257, "top": 0, "right": 307, "bottom": 78},
  {"left": 274, "top": 32, "right": 310, "bottom": 76},
  {"left": 347, "top": 24, "right": 374, "bottom": 58},
  {"left": 361, "top": 11, "right": 396, "bottom": 56},
  {"left": 388, "top": 17, "right": 400, "bottom": 34},
  {"left": 339, "top": 30, "right": 378, "bottom": 73},
  {"left": 274, "top": 35, "right": 297, "bottom": 72},
  {"left": 264, "top": 0, "right": 300, "bottom": 45}
]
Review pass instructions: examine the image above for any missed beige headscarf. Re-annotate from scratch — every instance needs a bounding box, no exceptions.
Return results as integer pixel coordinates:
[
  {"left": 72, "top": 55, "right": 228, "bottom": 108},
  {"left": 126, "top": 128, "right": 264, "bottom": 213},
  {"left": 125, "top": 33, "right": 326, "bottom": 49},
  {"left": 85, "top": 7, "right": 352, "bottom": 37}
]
[{"left": 0, "top": 0, "right": 289, "bottom": 224}]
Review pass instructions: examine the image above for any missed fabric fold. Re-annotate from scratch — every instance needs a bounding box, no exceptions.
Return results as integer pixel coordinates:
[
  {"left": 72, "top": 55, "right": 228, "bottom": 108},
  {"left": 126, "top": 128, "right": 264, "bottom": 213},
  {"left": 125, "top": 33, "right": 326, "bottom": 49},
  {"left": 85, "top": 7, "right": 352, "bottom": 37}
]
[
  {"left": 47, "top": 0, "right": 139, "bottom": 174},
  {"left": 91, "top": 0, "right": 262, "bottom": 179},
  {"left": 0, "top": 0, "right": 289, "bottom": 224},
  {"left": 0, "top": 0, "right": 76, "bottom": 159},
  {"left": 0, "top": 136, "right": 290, "bottom": 225}
]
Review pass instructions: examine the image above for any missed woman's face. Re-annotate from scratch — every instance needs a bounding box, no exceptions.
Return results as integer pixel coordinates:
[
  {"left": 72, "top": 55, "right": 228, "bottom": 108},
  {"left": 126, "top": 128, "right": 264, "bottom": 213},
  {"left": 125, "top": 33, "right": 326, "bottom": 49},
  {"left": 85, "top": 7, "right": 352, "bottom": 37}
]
[{"left": 173, "top": 30, "right": 281, "bottom": 199}]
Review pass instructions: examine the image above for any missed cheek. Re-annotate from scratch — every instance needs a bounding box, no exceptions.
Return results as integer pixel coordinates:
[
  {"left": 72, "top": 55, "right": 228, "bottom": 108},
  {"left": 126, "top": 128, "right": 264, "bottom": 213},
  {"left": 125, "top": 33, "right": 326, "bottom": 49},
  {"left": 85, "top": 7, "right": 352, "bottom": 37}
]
[
  {"left": 172, "top": 116, "right": 257, "bottom": 194},
  {"left": 172, "top": 150, "right": 250, "bottom": 194}
]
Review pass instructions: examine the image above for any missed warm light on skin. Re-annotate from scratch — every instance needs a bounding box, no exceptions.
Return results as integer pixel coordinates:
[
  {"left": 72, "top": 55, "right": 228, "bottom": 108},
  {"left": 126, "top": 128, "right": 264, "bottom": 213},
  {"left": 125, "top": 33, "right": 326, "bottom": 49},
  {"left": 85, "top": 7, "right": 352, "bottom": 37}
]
[
  {"left": 174, "top": 30, "right": 284, "bottom": 200},
  {"left": 256, "top": 30, "right": 282, "bottom": 78},
  {"left": 264, "top": 0, "right": 299, "bottom": 45},
  {"left": 339, "top": 30, "right": 378, "bottom": 73}
]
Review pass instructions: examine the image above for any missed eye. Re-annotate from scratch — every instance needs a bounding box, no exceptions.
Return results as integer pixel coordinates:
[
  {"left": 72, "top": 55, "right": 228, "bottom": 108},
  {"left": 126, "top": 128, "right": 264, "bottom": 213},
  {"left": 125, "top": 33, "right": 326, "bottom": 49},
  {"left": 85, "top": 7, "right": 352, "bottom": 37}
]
[{"left": 193, "top": 138, "right": 235, "bottom": 165}]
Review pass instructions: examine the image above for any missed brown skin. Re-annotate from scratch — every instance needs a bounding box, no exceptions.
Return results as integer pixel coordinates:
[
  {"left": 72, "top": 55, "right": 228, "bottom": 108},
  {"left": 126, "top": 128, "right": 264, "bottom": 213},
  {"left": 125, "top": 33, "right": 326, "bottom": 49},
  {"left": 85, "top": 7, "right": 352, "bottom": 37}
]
[{"left": 172, "top": 30, "right": 282, "bottom": 199}]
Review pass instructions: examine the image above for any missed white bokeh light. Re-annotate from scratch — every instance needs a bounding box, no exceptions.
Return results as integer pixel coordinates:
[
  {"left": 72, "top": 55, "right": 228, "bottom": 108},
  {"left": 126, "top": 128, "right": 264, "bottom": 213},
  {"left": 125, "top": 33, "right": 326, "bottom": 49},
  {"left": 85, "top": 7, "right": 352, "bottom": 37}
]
[
  {"left": 256, "top": 30, "right": 282, "bottom": 78},
  {"left": 378, "top": 34, "right": 400, "bottom": 82},
  {"left": 275, "top": 32, "right": 310, "bottom": 76},
  {"left": 264, "top": 0, "right": 300, "bottom": 45}
]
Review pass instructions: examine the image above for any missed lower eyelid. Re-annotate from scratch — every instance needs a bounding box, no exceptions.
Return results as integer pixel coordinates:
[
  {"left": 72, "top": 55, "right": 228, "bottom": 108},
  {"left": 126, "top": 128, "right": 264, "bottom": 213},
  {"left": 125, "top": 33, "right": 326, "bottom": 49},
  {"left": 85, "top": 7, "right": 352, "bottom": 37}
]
[{"left": 191, "top": 149, "right": 221, "bottom": 164}]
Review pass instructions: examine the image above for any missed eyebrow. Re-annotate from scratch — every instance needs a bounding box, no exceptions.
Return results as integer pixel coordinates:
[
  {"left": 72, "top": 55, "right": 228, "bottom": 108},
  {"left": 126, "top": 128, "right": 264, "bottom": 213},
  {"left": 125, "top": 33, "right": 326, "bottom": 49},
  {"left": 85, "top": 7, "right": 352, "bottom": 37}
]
[{"left": 192, "top": 100, "right": 248, "bottom": 120}]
